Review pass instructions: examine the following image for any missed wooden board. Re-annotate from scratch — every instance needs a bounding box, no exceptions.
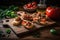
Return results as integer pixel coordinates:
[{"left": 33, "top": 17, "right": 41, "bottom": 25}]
[
  {"left": 2, "top": 18, "right": 56, "bottom": 37},
  {"left": 2, "top": 19, "right": 43, "bottom": 33}
]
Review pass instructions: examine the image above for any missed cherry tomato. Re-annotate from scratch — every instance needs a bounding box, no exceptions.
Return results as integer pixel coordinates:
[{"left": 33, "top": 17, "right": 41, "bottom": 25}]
[{"left": 27, "top": 3, "right": 32, "bottom": 8}]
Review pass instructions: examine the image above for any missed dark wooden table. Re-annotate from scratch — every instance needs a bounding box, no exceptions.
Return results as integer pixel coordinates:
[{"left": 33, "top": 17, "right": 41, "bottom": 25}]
[
  {"left": 0, "top": 7, "right": 60, "bottom": 40},
  {"left": 1, "top": 22, "right": 60, "bottom": 40}
]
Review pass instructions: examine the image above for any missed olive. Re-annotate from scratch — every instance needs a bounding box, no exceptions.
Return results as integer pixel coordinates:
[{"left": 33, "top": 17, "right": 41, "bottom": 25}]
[{"left": 50, "top": 29, "right": 57, "bottom": 35}]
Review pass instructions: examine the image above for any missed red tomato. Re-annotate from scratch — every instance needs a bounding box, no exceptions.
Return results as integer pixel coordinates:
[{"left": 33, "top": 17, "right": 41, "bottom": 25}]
[
  {"left": 32, "top": 2, "right": 37, "bottom": 5},
  {"left": 27, "top": 3, "right": 32, "bottom": 8},
  {"left": 46, "top": 7, "right": 60, "bottom": 20},
  {"left": 21, "top": 20, "right": 27, "bottom": 26}
]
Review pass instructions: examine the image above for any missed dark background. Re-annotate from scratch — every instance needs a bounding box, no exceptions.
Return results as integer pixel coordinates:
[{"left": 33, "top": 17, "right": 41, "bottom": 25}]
[{"left": 0, "top": 0, "right": 60, "bottom": 6}]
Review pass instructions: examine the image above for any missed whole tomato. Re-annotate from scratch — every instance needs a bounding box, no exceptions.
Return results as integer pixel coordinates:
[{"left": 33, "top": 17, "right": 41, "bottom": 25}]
[{"left": 46, "top": 7, "right": 60, "bottom": 20}]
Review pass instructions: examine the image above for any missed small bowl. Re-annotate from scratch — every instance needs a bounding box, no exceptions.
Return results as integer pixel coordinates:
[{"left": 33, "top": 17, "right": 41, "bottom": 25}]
[{"left": 23, "top": 5, "right": 37, "bottom": 13}]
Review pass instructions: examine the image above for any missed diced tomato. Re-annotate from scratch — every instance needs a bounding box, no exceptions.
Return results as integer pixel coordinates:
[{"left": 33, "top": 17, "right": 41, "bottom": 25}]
[{"left": 21, "top": 21, "right": 27, "bottom": 26}]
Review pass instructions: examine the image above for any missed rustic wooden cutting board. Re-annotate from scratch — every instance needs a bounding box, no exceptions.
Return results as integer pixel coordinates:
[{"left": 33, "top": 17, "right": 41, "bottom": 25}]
[{"left": 2, "top": 18, "right": 56, "bottom": 37}]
